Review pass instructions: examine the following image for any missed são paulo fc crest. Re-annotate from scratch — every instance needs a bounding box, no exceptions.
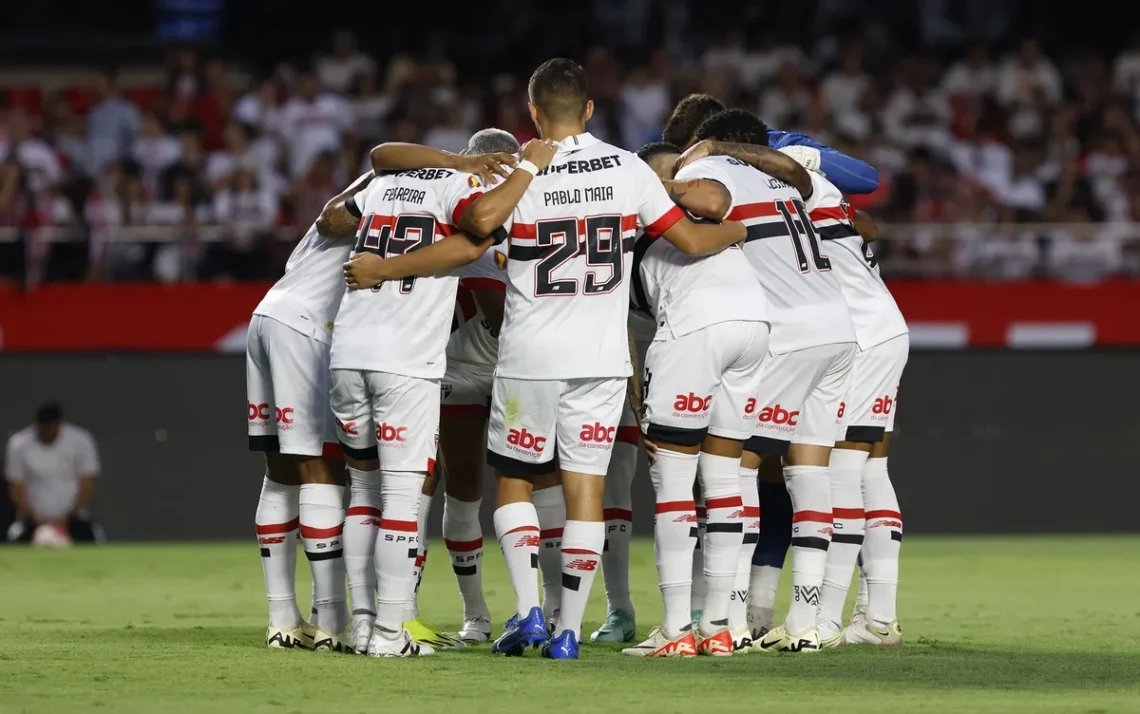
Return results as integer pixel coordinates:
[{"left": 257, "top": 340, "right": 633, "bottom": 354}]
[
  {"left": 493, "top": 250, "right": 508, "bottom": 270},
  {"left": 468, "top": 175, "right": 482, "bottom": 188}
]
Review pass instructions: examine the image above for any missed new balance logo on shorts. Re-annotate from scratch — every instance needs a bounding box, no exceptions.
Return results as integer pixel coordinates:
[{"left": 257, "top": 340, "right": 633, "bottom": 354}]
[
  {"left": 506, "top": 428, "right": 547, "bottom": 454},
  {"left": 579, "top": 422, "right": 615, "bottom": 448},
  {"left": 377, "top": 423, "right": 408, "bottom": 443},
  {"left": 248, "top": 403, "right": 295, "bottom": 427},
  {"left": 672, "top": 392, "right": 712, "bottom": 417},
  {"left": 757, "top": 404, "right": 799, "bottom": 431}
]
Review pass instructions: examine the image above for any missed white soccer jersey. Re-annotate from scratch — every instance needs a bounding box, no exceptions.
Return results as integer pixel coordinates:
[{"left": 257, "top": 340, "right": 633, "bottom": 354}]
[
  {"left": 495, "top": 132, "right": 684, "bottom": 379},
  {"left": 683, "top": 156, "right": 854, "bottom": 354},
  {"left": 446, "top": 243, "right": 508, "bottom": 369},
  {"left": 252, "top": 173, "right": 373, "bottom": 344},
  {"left": 802, "top": 172, "right": 908, "bottom": 350},
  {"left": 631, "top": 219, "right": 768, "bottom": 341},
  {"left": 329, "top": 168, "right": 494, "bottom": 377}
]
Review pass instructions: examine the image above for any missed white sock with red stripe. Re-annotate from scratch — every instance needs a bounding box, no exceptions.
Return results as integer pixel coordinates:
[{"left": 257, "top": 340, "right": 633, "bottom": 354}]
[
  {"left": 404, "top": 491, "right": 434, "bottom": 622},
  {"left": 557, "top": 520, "right": 605, "bottom": 639},
  {"left": 299, "top": 483, "right": 347, "bottom": 634},
  {"left": 602, "top": 435, "right": 637, "bottom": 615},
  {"left": 493, "top": 501, "right": 541, "bottom": 619},
  {"left": 691, "top": 495, "right": 707, "bottom": 617},
  {"left": 255, "top": 476, "right": 301, "bottom": 629},
  {"left": 650, "top": 449, "right": 699, "bottom": 636},
  {"left": 728, "top": 465, "right": 759, "bottom": 634},
  {"left": 784, "top": 464, "right": 831, "bottom": 635},
  {"left": 443, "top": 495, "right": 490, "bottom": 621},
  {"left": 862, "top": 456, "right": 902, "bottom": 625},
  {"left": 345, "top": 467, "right": 381, "bottom": 622},
  {"left": 534, "top": 485, "right": 566, "bottom": 621},
  {"left": 696, "top": 454, "right": 743, "bottom": 633},
  {"left": 374, "top": 471, "right": 425, "bottom": 638},
  {"left": 819, "top": 448, "right": 868, "bottom": 634}
]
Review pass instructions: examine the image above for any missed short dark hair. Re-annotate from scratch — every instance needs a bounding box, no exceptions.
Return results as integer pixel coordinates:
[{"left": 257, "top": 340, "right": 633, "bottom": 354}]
[
  {"left": 528, "top": 58, "right": 589, "bottom": 120},
  {"left": 694, "top": 108, "right": 770, "bottom": 146},
  {"left": 636, "top": 142, "right": 682, "bottom": 163},
  {"left": 35, "top": 401, "right": 62, "bottom": 425},
  {"left": 465, "top": 128, "right": 521, "bottom": 155},
  {"left": 663, "top": 94, "right": 726, "bottom": 147}
]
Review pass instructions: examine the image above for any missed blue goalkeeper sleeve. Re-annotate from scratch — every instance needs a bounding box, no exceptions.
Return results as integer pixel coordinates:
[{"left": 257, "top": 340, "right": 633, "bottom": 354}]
[{"left": 767, "top": 129, "right": 880, "bottom": 195}]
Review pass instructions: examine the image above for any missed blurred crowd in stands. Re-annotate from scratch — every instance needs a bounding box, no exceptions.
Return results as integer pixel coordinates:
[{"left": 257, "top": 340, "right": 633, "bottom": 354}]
[{"left": 3, "top": 24, "right": 1140, "bottom": 285}]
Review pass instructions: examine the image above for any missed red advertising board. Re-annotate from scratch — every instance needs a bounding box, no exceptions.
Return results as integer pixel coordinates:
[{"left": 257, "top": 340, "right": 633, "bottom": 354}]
[{"left": 0, "top": 281, "right": 1137, "bottom": 351}]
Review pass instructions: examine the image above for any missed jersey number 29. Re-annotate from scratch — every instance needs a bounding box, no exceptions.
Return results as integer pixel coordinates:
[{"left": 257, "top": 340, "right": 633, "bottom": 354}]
[
  {"left": 533, "top": 215, "right": 624, "bottom": 297},
  {"left": 354, "top": 213, "right": 436, "bottom": 293}
]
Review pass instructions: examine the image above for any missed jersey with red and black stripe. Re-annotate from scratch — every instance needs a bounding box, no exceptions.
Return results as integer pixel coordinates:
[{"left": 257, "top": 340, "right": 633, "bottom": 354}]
[
  {"left": 330, "top": 168, "right": 498, "bottom": 377},
  {"left": 495, "top": 132, "right": 684, "bottom": 379},
  {"left": 675, "top": 156, "right": 854, "bottom": 354},
  {"left": 801, "top": 171, "right": 907, "bottom": 350},
  {"left": 446, "top": 243, "right": 508, "bottom": 369}
]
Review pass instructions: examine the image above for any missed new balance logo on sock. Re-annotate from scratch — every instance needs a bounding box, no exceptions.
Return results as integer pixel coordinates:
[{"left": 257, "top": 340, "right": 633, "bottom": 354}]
[
  {"left": 515, "top": 534, "right": 540, "bottom": 548},
  {"left": 794, "top": 585, "right": 820, "bottom": 606},
  {"left": 673, "top": 513, "right": 697, "bottom": 523},
  {"left": 565, "top": 559, "right": 598, "bottom": 572},
  {"left": 258, "top": 536, "right": 287, "bottom": 545}
]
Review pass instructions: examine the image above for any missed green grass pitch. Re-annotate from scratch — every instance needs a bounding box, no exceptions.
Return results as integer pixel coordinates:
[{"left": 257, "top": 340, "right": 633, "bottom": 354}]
[{"left": 2, "top": 536, "right": 1139, "bottom": 713}]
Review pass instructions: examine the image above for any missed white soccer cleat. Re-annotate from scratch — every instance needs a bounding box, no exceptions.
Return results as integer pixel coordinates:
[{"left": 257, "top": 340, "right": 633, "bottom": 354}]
[
  {"left": 755, "top": 625, "right": 820, "bottom": 653},
  {"left": 266, "top": 623, "right": 313, "bottom": 650},
  {"left": 368, "top": 628, "right": 435, "bottom": 657},
  {"left": 312, "top": 628, "right": 355, "bottom": 654},
  {"left": 731, "top": 628, "right": 753, "bottom": 654},
  {"left": 844, "top": 619, "right": 903, "bottom": 646},
  {"left": 818, "top": 624, "right": 846, "bottom": 649},
  {"left": 622, "top": 626, "right": 698, "bottom": 658},
  {"left": 352, "top": 616, "right": 374, "bottom": 654},
  {"left": 458, "top": 616, "right": 492, "bottom": 644}
]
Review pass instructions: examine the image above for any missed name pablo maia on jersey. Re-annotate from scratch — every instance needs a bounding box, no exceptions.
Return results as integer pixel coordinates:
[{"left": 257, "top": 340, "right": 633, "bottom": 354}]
[{"left": 543, "top": 185, "right": 615, "bottom": 206}]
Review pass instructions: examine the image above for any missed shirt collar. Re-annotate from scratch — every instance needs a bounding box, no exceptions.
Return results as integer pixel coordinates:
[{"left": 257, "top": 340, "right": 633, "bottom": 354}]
[{"left": 553, "top": 132, "right": 598, "bottom": 153}]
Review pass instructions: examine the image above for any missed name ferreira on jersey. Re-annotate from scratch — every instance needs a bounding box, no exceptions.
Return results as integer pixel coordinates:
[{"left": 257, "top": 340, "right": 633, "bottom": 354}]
[
  {"left": 382, "top": 187, "right": 427, "bottom": 205},
  {"left": 544, "top": 185, "right": 615, "bottom": 206}
]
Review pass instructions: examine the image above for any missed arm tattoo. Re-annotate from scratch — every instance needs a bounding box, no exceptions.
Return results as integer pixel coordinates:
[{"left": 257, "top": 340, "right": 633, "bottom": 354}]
[
  {"left": 316, "top": 206, "right": 359, "bottom": 239},
  {"left": 715, "top": 142, "right": 809, "bottom": 191}
]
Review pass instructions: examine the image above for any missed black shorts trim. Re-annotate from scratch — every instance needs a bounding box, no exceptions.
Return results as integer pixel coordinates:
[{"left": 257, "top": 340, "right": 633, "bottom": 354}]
[
  {"left": 832, "top": 533, "right": 865, "bottom": 545},
  {"left": 705, "top": 522, "right": 744, "bottom": 534},
  {"left": 305, "top": 549, "right": 344, "bottom": 561},
  {"left": 843, "top": 425, "right": 886, "bottom": 444},
  {"left": 645, "top": 422, "right": 707, "bottom": 448},
  {"left": 488, "top": 450, "right": 556, "bottom": 478},
  {"left": 249, "top": 435, "right": 280, "bottom": 452},
  {"left": 340, "top": 441, "right": 379, "bottom": 461},
  {"left": 743, "top": 435, "right": 790, "bottom": 456},
  {"left": 791, "top": 536, "right": 830, "bottom": 551}
]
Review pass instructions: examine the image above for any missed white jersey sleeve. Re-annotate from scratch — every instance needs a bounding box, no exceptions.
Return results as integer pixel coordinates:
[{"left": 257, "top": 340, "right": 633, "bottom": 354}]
[{"left": 330, "top": 168, "right": 480, "bottom": 377}]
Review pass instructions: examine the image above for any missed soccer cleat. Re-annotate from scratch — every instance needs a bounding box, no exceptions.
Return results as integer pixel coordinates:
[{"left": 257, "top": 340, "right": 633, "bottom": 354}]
[
  {"left": 695, "top": 625, "right": 734, "bottom": 657},
  {"left": 818, "top": 627, "right": 846, "bottom": 649},
  {"left": 367, "top": 628, "right": 435, "bottom": 657},
  {"left": 266, "top": 623, "right": 313, "bottom": 650},
  {"left": 492, "top": 606, "right": 547, "bottom": 656},
  {"left": 756, "top": 625, "right": 821, "bottom": 653},
  {"left": 313, "top": 628, "right": 355, "bottom": 654},
  {"left": 844, "top": 619, "right": 903, "bottom": 646},
  {"left": 351, "top": 616, "right": 373, "bottom": 654},
  {"left": 731, "top": 628, "right": 753, "bottom": 653},
  {"left": 621, "top": 626, "right": 697, "bottom": 658},
  {"left": 589, "top": 609, "right": 636, "bottom": 643},
  {"left": 542, "top": 629, "right": 580, "bottom": 660},
  {"left": 458, "top": 615, "right": 492, "bottom": 644},
  {"left": 404, "top": 618, "right": 466, "bottom": 649}
]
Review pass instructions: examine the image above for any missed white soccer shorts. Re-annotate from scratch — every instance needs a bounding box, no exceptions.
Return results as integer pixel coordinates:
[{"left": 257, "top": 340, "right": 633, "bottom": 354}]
[
  {"left": 836, "top": 333, "right": 909, "bottom": 443},
  {"left": 641, "top": 321, "right": 770, "bottom": 446},
  {"left": 486, "top": 376, "right": 626, "bottom": 477},
  {"left": 440, "top": 360, "right": 494, "bottom": 418},
  {"left": 746, "top": 342, "right": 856, "bottom": 454},
  {"left": 329, "top": 369, "right": 440, "bottom": 473},
  {"left": 246, "top": 314, "right": 338, "bottom": 457}
]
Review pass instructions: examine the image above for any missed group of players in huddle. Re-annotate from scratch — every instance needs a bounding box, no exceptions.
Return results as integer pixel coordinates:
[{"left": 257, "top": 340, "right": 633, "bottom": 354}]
[{"left": 247, "top": 57, "right": 906, "bottom": 659}]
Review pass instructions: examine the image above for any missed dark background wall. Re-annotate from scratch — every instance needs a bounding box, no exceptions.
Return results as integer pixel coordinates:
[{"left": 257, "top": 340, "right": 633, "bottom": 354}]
[{"left": 1, "top": 352, "right": 1136, "bottom": 539}]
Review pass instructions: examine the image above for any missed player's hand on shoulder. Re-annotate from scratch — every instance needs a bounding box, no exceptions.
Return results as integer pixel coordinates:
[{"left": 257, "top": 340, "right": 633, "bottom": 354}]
[
  {"left": 344, "top": 253, "right": 388, "bottom": 290},
  {"left": 724, "top": 219, "right": 747, "bottom": 243},
  {"left": 519, "top": 139, "right": 558, "bottom": 171},
  {"left": 675, "top": 138, "right": 716, "bottom": 173},
  {"left": 457, "top": 153, "right": 517, "bottom": 186}
]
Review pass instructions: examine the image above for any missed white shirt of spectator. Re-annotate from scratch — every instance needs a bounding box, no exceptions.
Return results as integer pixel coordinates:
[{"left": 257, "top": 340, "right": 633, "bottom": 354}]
[
  {"left": 277, "top": 94, "right": 350, "bottom": 178},
  {"left": 0, "top": 138, "right": 63, "bottom": 194},
  {"left": 997, "top": 56, "right": 1062, "bottom": 106},
  {"left": 316, "top": 52, "right": 377, "bottom": 94},
  {"left": 5, "top": 423, "right": 99, "bottom": 522},
  {"left": 330, "top": 168, "right": 489, "bottom": 377},
  {"left": 253, "top": 172, "right": 372, "bottom": 345},
  {"left": 494, "top": 132, "right": 683, "bottom": 380},
  {"left": 692, "top": 155, "right": 855, "bottom": 354},
  {"left": 821, "top": 70, "right": 870, "bottom": 116}
]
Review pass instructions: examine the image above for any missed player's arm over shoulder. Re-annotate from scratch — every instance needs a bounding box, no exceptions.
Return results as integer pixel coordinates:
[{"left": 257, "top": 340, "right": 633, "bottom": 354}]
[
  {"left": 315, "top": 171, "right": 376, "bottom": 238},
  {"left": 662, "top": 177, "right": 731, "bottom": 221}
]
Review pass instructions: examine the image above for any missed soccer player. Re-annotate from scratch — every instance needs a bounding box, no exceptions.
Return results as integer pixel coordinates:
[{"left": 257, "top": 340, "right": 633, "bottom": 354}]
[
  {"left": 347, "top": 59, "right": 748, "bottom": 660},
  {"left": 320, "top": 136, "right": 555, "bottom": 657},
  {"left": 247, "top": 171, "right": 376, "bottom": 651},
  {"left": 618, "top": 141, "right": 777, "bottom": 658},
  {"left": 678, "top": 109, "right": 859, "bottom": 653}
]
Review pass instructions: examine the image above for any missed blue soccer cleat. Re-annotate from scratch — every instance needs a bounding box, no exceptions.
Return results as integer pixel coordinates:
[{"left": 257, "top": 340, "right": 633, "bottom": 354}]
[
  {"left": 492, "top": 607, "right": 547, "bottom": 656},
  {"left": 542, "top": 629, "right": 580, "bottom": 660}
]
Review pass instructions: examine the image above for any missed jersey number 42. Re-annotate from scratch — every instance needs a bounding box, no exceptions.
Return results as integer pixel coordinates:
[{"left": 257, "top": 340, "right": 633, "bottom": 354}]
[{"left": 354, "top": 213, "right": 437, "bottom": 293}]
